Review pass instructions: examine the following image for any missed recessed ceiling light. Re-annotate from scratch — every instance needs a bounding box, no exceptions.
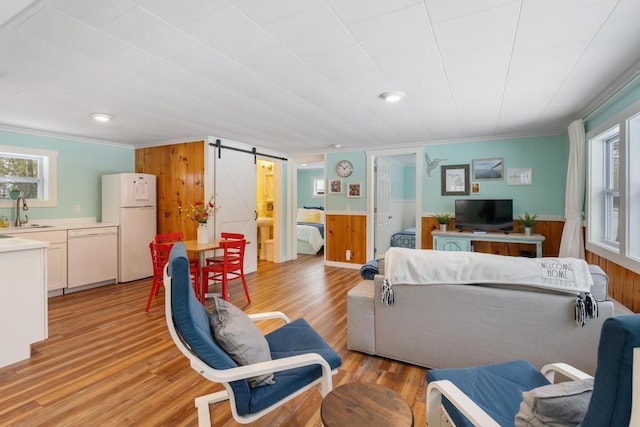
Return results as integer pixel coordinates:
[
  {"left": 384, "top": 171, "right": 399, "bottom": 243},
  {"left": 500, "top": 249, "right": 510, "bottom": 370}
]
[
  {"left": 379, "top": 91, "right": 405, "bottom": 102},
  {"left": 90, "top": 113, "right": 113, "bottom": 122},
  {"left": 331, "top": 144, "right": 341, "bottom": 149}
]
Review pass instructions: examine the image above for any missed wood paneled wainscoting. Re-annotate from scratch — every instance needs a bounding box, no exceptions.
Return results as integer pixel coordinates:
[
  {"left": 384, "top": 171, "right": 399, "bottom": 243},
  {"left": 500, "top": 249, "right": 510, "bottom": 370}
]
[
  {"left": 421, "top": 217, "right": 638, "bottom": 313},
  {"left": 421, "top": 217, "right": 563, "bottom": 257},
  {"left": 135, "top": 140, "right": 206, "bottom": 239},
  {"left": 586, "top": 252, "right": 640, "bottom": 313},
  {"left": 325, "top": 213, "right": 367, "bottom": 264}
]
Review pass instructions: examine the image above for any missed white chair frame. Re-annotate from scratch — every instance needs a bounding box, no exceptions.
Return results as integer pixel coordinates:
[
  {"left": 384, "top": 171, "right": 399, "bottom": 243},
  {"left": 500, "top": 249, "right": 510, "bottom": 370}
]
[
  {"left": 427, "top": 348, "right": 640, "bottom": 427},
  {"left": 163, "top": 265, "right": 338, "bottom": 426}
]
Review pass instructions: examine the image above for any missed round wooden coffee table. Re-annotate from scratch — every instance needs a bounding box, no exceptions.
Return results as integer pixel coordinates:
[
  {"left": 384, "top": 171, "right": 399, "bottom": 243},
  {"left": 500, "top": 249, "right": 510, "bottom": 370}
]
[{"left": 321, "top": 382, "right": 414, "bottom": 426}]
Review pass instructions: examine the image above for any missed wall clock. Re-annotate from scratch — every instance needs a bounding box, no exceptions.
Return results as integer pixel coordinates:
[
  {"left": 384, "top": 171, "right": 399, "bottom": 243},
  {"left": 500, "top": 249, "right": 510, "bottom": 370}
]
[{"left": 336, "top": 160, "right": 354, "bottom": 177}]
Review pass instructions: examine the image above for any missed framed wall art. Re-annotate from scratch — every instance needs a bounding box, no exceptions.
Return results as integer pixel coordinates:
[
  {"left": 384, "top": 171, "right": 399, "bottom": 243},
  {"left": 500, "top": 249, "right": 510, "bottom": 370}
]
[
  {"left": 329, "top": 179, "right": 343, "bottom": 194},
  {"left": 441, "top": 164, "right": 470, "bottom": 196},
  {"left": 347, "top": 182, "right": 361, "bottom": 198},
  {"left": 472, "top": 158, "right": 504, "bottom": 180},
  {"left": 507, "top": 168, "right": 533, "bottom": 185}
]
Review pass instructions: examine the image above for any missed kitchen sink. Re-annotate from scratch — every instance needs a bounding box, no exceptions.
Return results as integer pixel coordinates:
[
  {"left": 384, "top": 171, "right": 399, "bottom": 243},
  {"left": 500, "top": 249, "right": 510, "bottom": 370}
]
[{"left": 25, "top": 225, "right": 54, "bottom": 229}]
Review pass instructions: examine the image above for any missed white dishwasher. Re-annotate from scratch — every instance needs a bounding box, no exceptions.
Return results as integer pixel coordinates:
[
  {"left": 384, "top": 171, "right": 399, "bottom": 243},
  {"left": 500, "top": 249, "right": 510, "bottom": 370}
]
[{"left": 67, "top": 227, "right": 118, "bottom": 289}]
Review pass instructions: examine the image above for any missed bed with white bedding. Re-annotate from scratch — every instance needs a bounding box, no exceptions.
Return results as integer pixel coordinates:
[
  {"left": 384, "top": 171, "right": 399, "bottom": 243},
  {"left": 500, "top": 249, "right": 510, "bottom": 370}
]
[{"left": 296, "top": 208, "right": 324, "bottom": 255}]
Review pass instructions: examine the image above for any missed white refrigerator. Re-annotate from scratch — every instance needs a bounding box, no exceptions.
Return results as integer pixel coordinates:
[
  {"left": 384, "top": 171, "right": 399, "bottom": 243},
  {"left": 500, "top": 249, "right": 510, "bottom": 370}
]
[{"left": 102, "top": 173, "right": 157, "bottom": 282}]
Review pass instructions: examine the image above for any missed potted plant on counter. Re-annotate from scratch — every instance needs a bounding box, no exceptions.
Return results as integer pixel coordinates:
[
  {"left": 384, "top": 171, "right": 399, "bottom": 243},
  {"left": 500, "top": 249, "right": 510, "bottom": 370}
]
[
  {"left": 433, "top": 212, "right": 452, "bottom": 232},
  {"left": 518, "top": 211, "right": 538, "bottom": 236}
]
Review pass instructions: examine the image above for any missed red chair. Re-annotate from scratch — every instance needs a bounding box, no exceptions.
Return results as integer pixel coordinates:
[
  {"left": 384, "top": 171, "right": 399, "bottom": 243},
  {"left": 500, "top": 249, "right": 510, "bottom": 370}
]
[
  {"left": 205, "top": 232, "right": 245, "bottom": 265},
  {"left": 155, "top": 232, "right": 200, "bottom": 291},
  {"left": 146, "top": 241, "right": 173, "bottom": 312},
  {"left": 145, "top": 233, "right": 201, "bottom": 312},
  {"left": 201, "top": 239, "right": 250, "bottom": 303}
]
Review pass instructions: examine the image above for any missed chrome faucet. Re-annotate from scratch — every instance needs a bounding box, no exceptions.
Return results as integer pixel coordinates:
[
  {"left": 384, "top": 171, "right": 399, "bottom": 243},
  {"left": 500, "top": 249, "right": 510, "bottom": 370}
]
[{"left": 15, "top": 196, "right": 28, "bottom": 227}]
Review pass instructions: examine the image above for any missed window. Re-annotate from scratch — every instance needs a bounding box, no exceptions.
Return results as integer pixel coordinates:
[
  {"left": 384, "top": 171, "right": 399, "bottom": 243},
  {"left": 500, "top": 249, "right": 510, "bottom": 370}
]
[
  {"left": 587, "top": 101, "right": 640, "bottom": 274},
  {"left": 604, "top": 134, "right": 620, "bottom": 245},
  {"left": 0, "top": 145, "right": 57, "bottom": 208},
  {"left": 313, "top": 177, "right": 325, "bottom": 197}
]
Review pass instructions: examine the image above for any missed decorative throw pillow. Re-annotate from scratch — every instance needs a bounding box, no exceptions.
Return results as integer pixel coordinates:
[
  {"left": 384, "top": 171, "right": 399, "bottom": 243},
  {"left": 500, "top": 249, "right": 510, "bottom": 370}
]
[
  {"left": 515, "top": 378, "right": 593, "bottom": 426},
  {"left": 303, "top": 210, "right": 321, "bottom": 223},
  {"left": 210, "top": 297, "right": 275, "bottom": 387}
]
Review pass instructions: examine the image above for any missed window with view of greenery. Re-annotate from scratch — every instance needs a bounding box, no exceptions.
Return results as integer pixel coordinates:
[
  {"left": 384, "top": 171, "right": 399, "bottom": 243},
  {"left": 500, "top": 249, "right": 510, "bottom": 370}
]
[
  {"left": 0, "top": 146, "right": 57, "bottom": 206},
  {"left": 0, "top": 154, "right": 42, "bottom": 199}
]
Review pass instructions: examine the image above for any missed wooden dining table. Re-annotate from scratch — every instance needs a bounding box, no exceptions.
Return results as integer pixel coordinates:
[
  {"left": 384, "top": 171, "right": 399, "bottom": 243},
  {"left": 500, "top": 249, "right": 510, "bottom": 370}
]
[{"left": 183, "top": 239, "right": 250, "bottom": 300}]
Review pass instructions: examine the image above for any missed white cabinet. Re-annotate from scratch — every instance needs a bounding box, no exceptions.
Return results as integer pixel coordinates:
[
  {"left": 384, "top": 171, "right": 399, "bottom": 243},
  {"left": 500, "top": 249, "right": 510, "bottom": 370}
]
[
  {"left": 0, "top": 238, "right": 47, "bottom": 367},
  {"left": 3, "top": 230, "right": 67, "bottom": 291}
]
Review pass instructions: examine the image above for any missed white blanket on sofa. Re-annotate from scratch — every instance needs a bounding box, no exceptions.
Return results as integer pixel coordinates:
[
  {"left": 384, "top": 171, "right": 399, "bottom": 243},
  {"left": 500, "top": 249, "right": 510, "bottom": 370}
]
[{"left": 384, "top": 248, "right": 592, "bottom": 294}]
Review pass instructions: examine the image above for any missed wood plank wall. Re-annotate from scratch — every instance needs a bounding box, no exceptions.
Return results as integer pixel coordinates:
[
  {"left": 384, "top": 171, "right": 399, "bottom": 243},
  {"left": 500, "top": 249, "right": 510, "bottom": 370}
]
[
  {"left": 325, "top": 214, "right": 367, "bottom": 264},
  {"left": 586, "top": 252, "right": 640, "bottom": 312},
  {"left": 421, "top": 217, "right": 563, "bottom": 256},
  {"left": 134, "top": 140, "right": 205, "bottom": 239},
  {"left": 421, "top": 216, "right": 638, "bottom": 312}
]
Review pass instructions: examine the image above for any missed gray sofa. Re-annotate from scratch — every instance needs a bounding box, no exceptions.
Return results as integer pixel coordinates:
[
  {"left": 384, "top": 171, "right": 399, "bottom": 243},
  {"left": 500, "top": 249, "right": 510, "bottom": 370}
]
[{"left": 347, "top": 265, "right": 632, "bottom": 375}]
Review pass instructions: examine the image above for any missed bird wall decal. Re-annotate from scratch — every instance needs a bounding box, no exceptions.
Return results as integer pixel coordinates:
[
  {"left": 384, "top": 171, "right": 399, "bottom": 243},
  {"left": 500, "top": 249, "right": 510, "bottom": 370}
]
[{"left": 425, "top": 153, "right": 447, "bottom": 177}]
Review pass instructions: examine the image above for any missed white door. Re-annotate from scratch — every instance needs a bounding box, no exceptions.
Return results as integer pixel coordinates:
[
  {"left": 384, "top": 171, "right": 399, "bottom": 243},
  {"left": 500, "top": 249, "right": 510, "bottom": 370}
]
[
  {"left": 214, "top": 146, "right": 258, "bottom": 273},
  {"left": 375, "top": 158, "right": 392, "bottom": 257}
]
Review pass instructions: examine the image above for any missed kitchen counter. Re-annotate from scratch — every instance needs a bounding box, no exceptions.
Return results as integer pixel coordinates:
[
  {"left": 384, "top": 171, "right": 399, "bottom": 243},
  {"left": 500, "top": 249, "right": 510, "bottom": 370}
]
[
  {"left": 0, "top": 236, "right": 48, "bottom": 367},
  {"left": 0, "top": 220, "right": 118, "bottom": 235}
]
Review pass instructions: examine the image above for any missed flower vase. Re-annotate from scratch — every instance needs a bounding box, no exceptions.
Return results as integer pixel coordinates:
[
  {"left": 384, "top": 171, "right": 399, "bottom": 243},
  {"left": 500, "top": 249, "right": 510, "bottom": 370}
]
[
  {"left": 440, "top": 223, "right": 447, "bottom": 232},
  {"left": 524, "top": 226, "right": 532, "bottom": 236},
  {"left": 197, "top": 223, "right": 209, "bottom": 244}
]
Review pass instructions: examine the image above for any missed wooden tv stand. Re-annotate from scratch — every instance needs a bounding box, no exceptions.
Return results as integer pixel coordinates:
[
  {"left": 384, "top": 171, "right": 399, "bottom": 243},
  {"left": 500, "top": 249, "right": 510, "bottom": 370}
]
[{"left": 432, "top": 230, "right": 545, "bottom": 257}]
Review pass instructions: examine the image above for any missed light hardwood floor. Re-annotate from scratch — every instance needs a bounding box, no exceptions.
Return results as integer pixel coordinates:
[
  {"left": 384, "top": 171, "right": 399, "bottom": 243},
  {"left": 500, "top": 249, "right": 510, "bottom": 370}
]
[{"left": 0, "top": 255, "right": 428, "bottom": 426}]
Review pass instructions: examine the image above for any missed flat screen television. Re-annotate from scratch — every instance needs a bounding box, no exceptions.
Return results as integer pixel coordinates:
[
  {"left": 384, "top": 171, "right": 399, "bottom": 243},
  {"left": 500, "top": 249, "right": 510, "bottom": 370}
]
[{"left": 455, "top": 199, "right": 513, "bottom": 232}]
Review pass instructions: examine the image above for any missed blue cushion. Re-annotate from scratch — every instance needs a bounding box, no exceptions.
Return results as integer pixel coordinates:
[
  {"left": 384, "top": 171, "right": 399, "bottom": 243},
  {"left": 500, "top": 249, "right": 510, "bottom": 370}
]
[
  {"left": 246, "top": 318, "right": 342, "bottom": 414},
  {"left": 168, "top": 243, "right": 252, "bottom": 414},
  {"left": 426, "top": 360, "right": 550, "bottom": 427},
  {"left": 581, "top": 315, "right": 640, "bottom": 427},
  {"left": 168, "top": 243, "right": 342, "bottom": 417}
]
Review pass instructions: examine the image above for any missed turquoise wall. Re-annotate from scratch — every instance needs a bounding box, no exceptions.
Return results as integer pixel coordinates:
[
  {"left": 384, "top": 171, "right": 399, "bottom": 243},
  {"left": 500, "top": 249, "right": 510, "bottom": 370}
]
[
  {"left": 325, "top": 152, "right": 367, "bottom": 212},
  {"left": 421, "top": 135, "right": 568, "bottom": 217},
  {"left": 586, "top": 77, "right": 640, "bottom": 132},
  {"left": 389, "top": 161, "right": 416, "bottom": 201},
  {"left": 0, "top": 130, "right": 134, "bottom": 220},
  {"left": 296, "top": 168, "right": 324, "bottom": 208},
  {"left": 325, "top": 135, "right": 568, "bottom": 217}
]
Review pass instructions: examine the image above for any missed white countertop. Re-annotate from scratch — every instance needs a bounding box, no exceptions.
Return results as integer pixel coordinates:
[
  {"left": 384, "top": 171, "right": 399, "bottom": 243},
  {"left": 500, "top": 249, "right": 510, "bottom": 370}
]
[
  {"left": 0, "top": 218, "right": 117, "bottom": 235},
  {"left": 0, "top": 236, "right": 48, "bottom": 253}
]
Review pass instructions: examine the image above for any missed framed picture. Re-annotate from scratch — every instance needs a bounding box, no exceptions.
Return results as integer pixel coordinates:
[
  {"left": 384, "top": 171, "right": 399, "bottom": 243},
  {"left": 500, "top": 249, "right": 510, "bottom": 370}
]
[
  {"left": 507, "top": 168, "right": 533, "bottom": 185},
  {"left": 472, "top": 158, "right": 504, "bottom": 180},
  {"left": 329, "top": 179, "right": 343, "bottom": 194},
  {"left": 347, "top": 182, "right": 361, "bottom": 198},
  {"left": 471, "top": 182, "right": 480, "bottom": 194},
  {"left": 441, "top": 164, "right": 470, "bottom": 196}
]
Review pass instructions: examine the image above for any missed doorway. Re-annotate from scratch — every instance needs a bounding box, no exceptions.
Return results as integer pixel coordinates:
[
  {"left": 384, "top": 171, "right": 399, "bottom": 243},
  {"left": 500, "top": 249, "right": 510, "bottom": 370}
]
[
  {"left": 256, "top": 160, "right": 275, "bottom": 263},
  {"left": 373, "top": 154, "right": 418, "bottom": 258}
]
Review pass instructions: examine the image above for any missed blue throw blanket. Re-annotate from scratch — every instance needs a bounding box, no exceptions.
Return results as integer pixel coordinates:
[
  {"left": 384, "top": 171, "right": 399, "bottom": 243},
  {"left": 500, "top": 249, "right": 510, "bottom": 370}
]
[{"left": 360, "top": 259, "right": 379, "bottom": 280}]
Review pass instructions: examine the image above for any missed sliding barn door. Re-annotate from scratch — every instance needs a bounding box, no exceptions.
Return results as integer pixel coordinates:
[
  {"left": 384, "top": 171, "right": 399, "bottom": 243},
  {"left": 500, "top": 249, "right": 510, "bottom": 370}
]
[{"left": 214, "top": 144, "right": 258, "bottom": 273}]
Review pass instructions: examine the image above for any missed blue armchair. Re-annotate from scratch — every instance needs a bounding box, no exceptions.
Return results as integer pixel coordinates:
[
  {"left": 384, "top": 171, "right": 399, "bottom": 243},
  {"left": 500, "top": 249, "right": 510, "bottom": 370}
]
[
  {"left": 427, "top": 314, "right": 640, "bottom": 426},
  {"left": 164, "top": 242, "right": 342, "bottom": 425}
]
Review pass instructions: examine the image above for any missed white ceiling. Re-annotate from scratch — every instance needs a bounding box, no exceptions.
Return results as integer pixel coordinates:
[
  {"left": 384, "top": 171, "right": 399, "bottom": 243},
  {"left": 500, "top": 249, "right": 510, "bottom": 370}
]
[{"left": 1, "top": 0, "right": 639, "bottom": 156}]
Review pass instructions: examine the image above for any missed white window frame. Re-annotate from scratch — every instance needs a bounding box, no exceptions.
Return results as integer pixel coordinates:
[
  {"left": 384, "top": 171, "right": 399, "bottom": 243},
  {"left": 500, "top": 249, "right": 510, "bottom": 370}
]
[
  {"left": 312, "top": 177, "right": 325, "bottom": 198},
  {"left": 0, "top": 145, "right": 58, "bottom": 208},
  {"left": 603, "top": 134, "right": 620, "bottom": 246},
  {"left": 587, "top": 100, "right": 640, "bottom": 274}
]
